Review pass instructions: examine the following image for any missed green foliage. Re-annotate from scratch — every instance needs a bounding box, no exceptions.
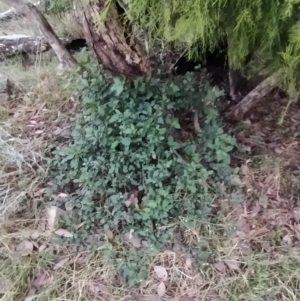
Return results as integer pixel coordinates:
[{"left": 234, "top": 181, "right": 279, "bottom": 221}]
[
  {"left": 49, "top": 59, "right": 235, "bottom": 249},
  {"left": 44, "top": 0, "right": 300, "bottom": 94},
  {"left": 127, "top": 0, "right": 300, "bottom": 95}
]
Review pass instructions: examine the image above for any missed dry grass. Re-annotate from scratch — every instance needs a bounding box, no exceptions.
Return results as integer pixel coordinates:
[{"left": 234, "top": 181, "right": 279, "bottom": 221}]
[
  {"left": 1, "top": 11, "right": 300, "bottom": 300},
  {"left": 0, "top": 2, "right": 82, "bottom": 38},
  {"left": 1, "top": 219, "right": 300, "bottom": 301},
  {"left": 0, "top": 53, "right": 78, "bottom": 299},
  {"left": 1, "top": 64, "right": 300, "bottom": 301}
]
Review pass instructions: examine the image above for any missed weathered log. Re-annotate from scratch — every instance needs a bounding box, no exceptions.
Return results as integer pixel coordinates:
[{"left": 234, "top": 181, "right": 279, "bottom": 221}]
[
  {"left": 229, "top": 71, "right": 282, "bottom": 119},
  {"left": 2, "top": 0, "right": 78, "bottom": 69},
  {"left": 0, "top": 1, "right": 40, "bottom": 22},
  {"left": 0, "top": 34, "right": 78, "bottom": 58},
  {"left": 0, "top": 34, "right": 50, "bottom": 57},
  {"left": 25, "top": 2, "right": 78, "bottom": 69},
  {"left": 76, "top": 0, "right": 150, "bottom": 78}
]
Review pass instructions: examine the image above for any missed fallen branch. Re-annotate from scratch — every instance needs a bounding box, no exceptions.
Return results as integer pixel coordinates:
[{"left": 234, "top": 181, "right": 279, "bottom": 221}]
[
  {"left": 0, "top": 34, "right": 71, "bottom": 57},
  {"left": 0, "top": 34, "right": 50, "bottom": 57},
  {"left": 26, "top": 2, "right": 78, "bottom": 68},
  {"left": 0, "top": 1, "right": 40, "bottom": 22},
  {"left": 1, "top": 0, "right": 78, "bottom": 69},
  {"left": 229, "top": 71, "right": 282, "bottom": 119}
]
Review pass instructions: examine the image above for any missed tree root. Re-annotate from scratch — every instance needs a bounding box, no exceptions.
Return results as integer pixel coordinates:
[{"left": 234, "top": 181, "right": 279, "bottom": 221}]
[{"left": 228, "top": 71, "right": 282, "bottom": 119}]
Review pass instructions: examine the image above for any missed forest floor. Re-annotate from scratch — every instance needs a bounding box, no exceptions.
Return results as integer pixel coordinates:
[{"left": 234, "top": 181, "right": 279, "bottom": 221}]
[{"left": 1, "top": 5, "right": 300, "bottom": 301}]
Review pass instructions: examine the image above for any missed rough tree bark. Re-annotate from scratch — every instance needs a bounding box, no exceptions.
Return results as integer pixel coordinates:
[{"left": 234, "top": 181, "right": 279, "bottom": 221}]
[{"left": 76, "top": 0, "right": 150, "bottom": 78}]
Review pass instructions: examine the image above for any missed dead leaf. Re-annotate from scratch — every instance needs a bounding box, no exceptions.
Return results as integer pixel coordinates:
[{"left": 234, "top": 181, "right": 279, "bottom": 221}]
[
  {"left": 241, "top": 145, "right": 252, "bottom": 153},
  {"left": 53, "top": 127, "right": 62, "bottom": 135},
  {"left": 283, "top": 234, "right": 293, "bottom": 246},
  {"left": 240, "top": 243, "right": 251, "bottom": 256},
  {"left": 185, "top": 257, "right": 193, "bottom": 268},
  {"left": 125, "top": 229, "right": 142, "bottom": 248},
  {"left": 213, "top": 261, "right": 226, "bottom": 272},
  {"left": 261, "top": 242, "right": 271, "bottom": 252},
  {"left": 293, "top": 208, "right": 300, "bottom": 222},
  {"left": 53, "top": 257, "right": 69, "bottom": 270},
  {"left": 106, "top": 230, "right": 114, "bottom": 240},
  {"left": 57, "top": 193, "right": 68, "bottom": 198},
  {"left": 124, "top": 193, "right": 138, "bottom": 207},
  {"left": 35, "top": 130, "right": 44, "bottom": 135},
  {"left": 33, "top": 273, "right": 53, "bottom": 289},
  {"left": 225, "top": 260, "right": 240, "bottom": 271},
  {"left": 157, "top": 282, "right": 166, "bottom": 297},
  {"left": 293, "top": 224, "right": 300, "bottom": 241},
  {"left": 87, "top": 282, "right": 110, "bottom": 296},
  {"left": 243, "top": 119, "right": 252, "bottom": 126},
  {"left": 31, "top": 241, "right": 39, "bottom": 249},
  {"left": 241, "top": 164, "right": 250, "bottom": 175},
  {"left": 34, "top": 188, "right": 45, "bottom": 197},
  {"left": 248, "top": 229, "right": 257, "bottom": 237},
  {"left": 46, "top": 206, "right": 60, "bottom": 231},
  {"left": 251, "top": 203, "right": 261, "bottom": 218},
  {"left": 237, "top": 218, "right": 251, "bottom": 233},
  {"left": 31, "top": 231, "right": 40, "bottom": 240},
  {"left": 229, "top": 175, "right": 243, "bottom": 186},
  {"left": 236, "top": 231, "right": 247, "bottom": 239},
  {"left": 38, "top": 244, "right": 47, "bottom": 253},
  {"left": 55, "top": 229, "right": 73, "bottom": 238},
  {"left": 154, "top": 266, "right": 168, "bottom": 281},
  {"left": 16, "top": 240, "right": 34, "bottom": 256}
]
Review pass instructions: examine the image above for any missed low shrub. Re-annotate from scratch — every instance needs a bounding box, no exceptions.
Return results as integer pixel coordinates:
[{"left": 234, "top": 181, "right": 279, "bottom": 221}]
[{"left": 49, "top": 61, "right": 235, "bottom": 249}]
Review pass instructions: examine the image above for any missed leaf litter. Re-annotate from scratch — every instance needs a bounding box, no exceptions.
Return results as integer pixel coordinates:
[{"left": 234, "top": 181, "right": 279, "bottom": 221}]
[
  {"left": 54, "top": 229, "right": 73, "bottom": 238},
  {"left": 16, "top": 240, "right": 34, "bottom": 256},
  {"left": 213, "top": 261, "right": 226, "bottom": 272},
  {"left": 85, "top": 282, "right": 110, "bottom": 299},
  {"left": 154, "top": 266, "right": 168, "bottom": 281},
  {"left": 157, "top": 282, "right": 166, "bottom": 297},
  {"left": 125, "top": 229, "right": 142, "bottom": 248},
  {"left": 32, "top": 272, "right": 53, "bottom": 289},
  {"left": 225, "top": 260, "right": 240, "bottom": 271},
  {"left": 53, "top": 257, "right": 70, "bottom": 270}
]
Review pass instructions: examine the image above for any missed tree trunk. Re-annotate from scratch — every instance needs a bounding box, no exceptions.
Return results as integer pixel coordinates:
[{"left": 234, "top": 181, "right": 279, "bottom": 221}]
[{"left": 76, "top": 0, "right": 150, "bottom": 78}]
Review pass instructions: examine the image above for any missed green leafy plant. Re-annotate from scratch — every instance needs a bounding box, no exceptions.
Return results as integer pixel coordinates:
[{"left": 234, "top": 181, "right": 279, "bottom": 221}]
[{"left": 49, "top": 60, "right": 235, "bottom": 250}]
